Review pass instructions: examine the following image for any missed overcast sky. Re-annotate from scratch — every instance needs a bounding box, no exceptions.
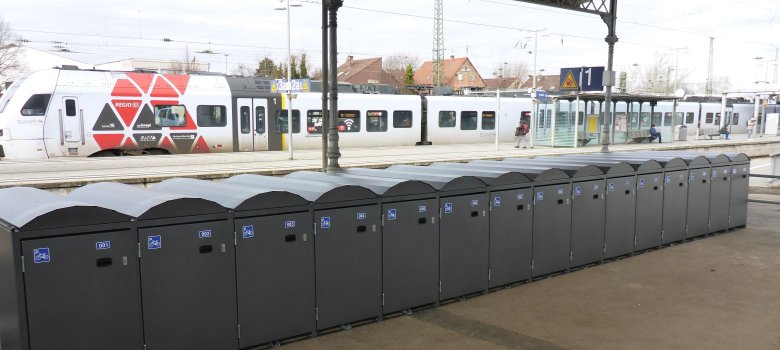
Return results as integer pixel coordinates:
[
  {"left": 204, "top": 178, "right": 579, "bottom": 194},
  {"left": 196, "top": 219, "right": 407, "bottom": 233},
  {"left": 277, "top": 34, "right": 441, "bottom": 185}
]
[{"left": 3, "top": 0, "right": 780, "bottom": 90}]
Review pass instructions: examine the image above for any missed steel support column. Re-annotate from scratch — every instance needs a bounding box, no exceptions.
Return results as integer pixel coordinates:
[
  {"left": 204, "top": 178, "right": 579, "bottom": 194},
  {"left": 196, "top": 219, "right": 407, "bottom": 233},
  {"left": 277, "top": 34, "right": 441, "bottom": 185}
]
[
  {"left": 321, "top": 1, "right": 329, "bottom": 172},
  {"left": 600, "top": 0, "right": 618, "bottom": 152},
  {"left": 326, "top": 0, "right": 343, "bottom": 172}
]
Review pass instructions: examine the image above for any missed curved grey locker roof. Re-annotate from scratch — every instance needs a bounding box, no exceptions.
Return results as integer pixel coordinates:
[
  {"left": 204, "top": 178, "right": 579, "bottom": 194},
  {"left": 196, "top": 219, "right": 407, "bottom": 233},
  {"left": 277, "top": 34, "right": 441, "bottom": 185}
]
[
  {"left": 501, "top": 158, "right": 617, "bottom": 176},
  {"left": 385, "top": 165, "right": 489, "bottom": 191},
  {"left": 564, "top": 154, "right": 693, "bottom": 168},
  {"left": 153, "top": 178, "right": 309, "bottom": 211},
  {"left": 342, "top": 168, "right": 461, "bottom": 191},
  {"left": 285, "top": 171, "right": 435, "bottom": 197},
  {"left": 530, "top": 157, "right": 639, "bottom": 174},
  {"left": 426, "top": 163, "right": 532, "bottom": 186},
  {"left": 69, "top": 182, "right": 226, "bottom": 220},
  {"left": 605, "top": 152, "right": 711, "bottom": 166},
  {"left": 467, "top": 160, "right": 573, "bottom": 181},
  {"left": 0, "top": 187, "right": 129, "bottom": 230},
  {"left": 225, "top": 174, "right": 377, "bottom": 204}
]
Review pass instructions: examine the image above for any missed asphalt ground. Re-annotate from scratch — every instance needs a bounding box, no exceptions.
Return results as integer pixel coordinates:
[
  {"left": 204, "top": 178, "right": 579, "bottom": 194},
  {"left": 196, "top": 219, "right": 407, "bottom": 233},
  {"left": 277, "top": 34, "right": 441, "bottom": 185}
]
[{"left": 280, "top": 192, "right": 780, "bottom": 350}]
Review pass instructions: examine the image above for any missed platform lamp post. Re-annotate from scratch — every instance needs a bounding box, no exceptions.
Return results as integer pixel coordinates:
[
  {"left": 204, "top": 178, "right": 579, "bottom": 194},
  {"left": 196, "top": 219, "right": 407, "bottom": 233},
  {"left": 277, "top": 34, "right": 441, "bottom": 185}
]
[
  {"left": 275, "top": 0, "right": 302, "bottom": 160},
  {"left": 523, "top": 28, "right": 547, "bottom": 149}
]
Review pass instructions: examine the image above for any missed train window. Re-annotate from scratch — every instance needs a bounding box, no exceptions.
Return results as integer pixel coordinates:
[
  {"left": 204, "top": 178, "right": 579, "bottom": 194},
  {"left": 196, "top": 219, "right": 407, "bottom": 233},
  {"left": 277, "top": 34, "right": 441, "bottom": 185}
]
[
  {"left": 460, "top": 111, "right": 478, "bottom": 130},
  {"left": 275, "top": 109, "right": 301, "bottom": 133},
  {"left": 196, "top": 105, "right": 227, "bottom": 127},
  {"left": 705, "top": 113, "right": 713, "bottom": 123},
  {"left": 65, "top": 99, "right": 77, "bottom": 117},
  {"left": 154, "top": 105, "right": 187, "bottom": 127},
  {"left": 439, "top": 111, "right": 456, "bottom": 128},
  {"left": 714, "top": 113, "right": 721, "bottom": 126},
  {"left": 240, "top": 106, "right": 251, "bottom": 134},
  {"left": 366, "top": 110, "right": 388, "bottom": 132},
  {"left": 307, "top": 110, "right": 323, "bottom": 134},
  {"left": 393, "top": 110, "right": 413, "bottom": 128},
  {"left": 651, "top": 112, "right": 661, "bottom": 126},
  {"left": 733, "top": 113, "right": 740, "bottom": 126},
  {"left": 481, "top": 111, "right": 495, "bottom": 130},
  {"left": 674, "top": 112, "right": 684, "bottom": 126},
  {"left": 338, "top": 110, "right": 361, "bottom": 132},
  {"left": 663, "top": 112, "right": 672, "bottom": 126},
  {"left": 20, "top": 94, "right": 51, "bottom": 116},
  {"left": 255, "top": 106, "right": 266, "bottom": 134},
  {"left": 686, "top": 112, "right": 695, "bottom": 124}
]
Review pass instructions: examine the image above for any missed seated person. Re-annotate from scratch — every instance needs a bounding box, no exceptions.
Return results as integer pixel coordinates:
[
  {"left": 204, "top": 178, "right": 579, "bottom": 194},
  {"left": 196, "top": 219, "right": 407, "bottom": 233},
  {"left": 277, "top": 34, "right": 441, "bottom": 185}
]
[
  {"left": 649, "top": 124, "right": 662, "bottom": 143},
  {"left": 719, "top": 125, "right": 730, "bottom": 140}
]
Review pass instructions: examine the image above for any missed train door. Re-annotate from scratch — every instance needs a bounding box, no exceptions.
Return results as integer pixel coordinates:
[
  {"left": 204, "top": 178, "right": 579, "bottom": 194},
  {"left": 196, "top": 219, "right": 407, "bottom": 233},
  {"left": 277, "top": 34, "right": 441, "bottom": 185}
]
[
  {"left": 61, "top": 96, "right": 83, "bottom": 145},
  {"left": 237, "top": 98, "right": 268, "bottom": 151}
]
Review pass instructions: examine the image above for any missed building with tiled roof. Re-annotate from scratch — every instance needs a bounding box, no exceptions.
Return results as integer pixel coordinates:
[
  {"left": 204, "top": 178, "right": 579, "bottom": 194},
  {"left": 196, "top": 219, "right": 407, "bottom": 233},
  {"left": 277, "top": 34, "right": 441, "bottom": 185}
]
[
  {"left": 414, "top": 56, "right": 486, "bottom": 94},
  {"left": 337, "top": 56, "right": 402, "bottom": 88},
  {"left": 518, "top": 74, "right": 561, "bottom": 93}
]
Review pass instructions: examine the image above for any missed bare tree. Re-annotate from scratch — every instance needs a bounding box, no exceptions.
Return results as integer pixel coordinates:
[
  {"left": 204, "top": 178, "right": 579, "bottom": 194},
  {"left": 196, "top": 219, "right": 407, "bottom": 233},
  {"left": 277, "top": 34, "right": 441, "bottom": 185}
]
[
  {"left": 231, "top": 63, "right": 253, "bottom": 77},
  {"left": 384, "top": 53, "right": 419, "bottom": 85},
  {"left": 635, "top": 51, "right": 693, "bottom": 94},
  {"left": 0, "top": 18, "right": 24, "bottom": 87},
  {"left": 171, "top": 46, "right": 200, "bottom": 74}
]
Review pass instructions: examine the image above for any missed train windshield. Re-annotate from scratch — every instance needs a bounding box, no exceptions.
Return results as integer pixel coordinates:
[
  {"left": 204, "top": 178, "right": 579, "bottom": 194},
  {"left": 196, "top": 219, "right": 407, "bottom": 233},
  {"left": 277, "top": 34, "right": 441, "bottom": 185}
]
[
  {"left": 20, "top": 94, "right": 52, "bottom": 116},
  {"left": 0, "top": 76, "right": 28, "bottom": 114}
]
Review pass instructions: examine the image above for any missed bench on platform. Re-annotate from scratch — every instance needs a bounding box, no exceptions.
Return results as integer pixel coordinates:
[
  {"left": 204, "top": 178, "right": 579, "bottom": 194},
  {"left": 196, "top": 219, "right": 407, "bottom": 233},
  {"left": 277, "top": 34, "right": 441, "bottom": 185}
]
[
  {"left": 577, "top": 131, "right": 594, "bottom": 146},
  {"left": 626, "top": 130, "right": 653, "bottom": 144},
  {"left": 700, "top": 128, "right": 721, "bottom": 140}
]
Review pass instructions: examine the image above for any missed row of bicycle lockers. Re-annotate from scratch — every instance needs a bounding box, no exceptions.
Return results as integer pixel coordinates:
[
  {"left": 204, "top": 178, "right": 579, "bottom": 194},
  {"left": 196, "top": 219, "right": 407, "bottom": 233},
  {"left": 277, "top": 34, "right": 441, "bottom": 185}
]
[{"left": 0, "top": 151, "right": 749, "bottom": 350}]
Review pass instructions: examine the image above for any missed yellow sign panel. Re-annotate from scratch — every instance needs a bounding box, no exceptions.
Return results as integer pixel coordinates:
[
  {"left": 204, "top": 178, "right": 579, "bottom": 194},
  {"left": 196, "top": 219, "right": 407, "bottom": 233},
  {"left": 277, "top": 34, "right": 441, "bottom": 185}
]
[
  {"left": 587, "top": 115, "right": 599, "bottom": 133},
  {"left": 302, "top": 79, "right": 309, "bottom": 92},
  {"left": 561, "top": 70, "right": 579, "bottom": 90}
]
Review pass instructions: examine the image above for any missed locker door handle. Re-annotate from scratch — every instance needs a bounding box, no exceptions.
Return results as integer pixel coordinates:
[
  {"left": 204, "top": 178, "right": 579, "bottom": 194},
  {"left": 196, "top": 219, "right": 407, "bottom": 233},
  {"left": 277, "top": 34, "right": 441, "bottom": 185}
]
[
  {"left": 199, "top": 245, "right": 213, "bottom": 254},
  {"left": 356, "top": 225, "right": 367, "bottom": 232},
  {"left": 96, "top": 258, "right": 113, "bottom": 267},
  {"left": 470, "top": 211, "right": 479, "bottom": 217},
  {"left": 418, "top": 217, "right": 427, "bottom": 224},
  {"left": 285, "top": 234, "right": 296, "bottom": 242}
]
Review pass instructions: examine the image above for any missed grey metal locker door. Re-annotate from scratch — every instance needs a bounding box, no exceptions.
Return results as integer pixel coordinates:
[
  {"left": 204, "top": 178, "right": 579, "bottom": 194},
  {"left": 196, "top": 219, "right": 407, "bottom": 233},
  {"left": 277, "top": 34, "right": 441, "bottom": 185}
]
[
  {"left": 439, "top": 193, "right": 489, "bottom": 300},
  {"left": 315, "top": 205, "right": 381, "bottom": 330},
  {"left": 604, "top": 176, "right": 636, "bottom": 259},
  {"left": 635, "top": 174, "right": 664, "bottom": 251},
  {"left": 139, "top": 221, "right": 237, "bottom": 350},
  {"left": 22, "top": 231, "right": 143, "bottom": 350},
  {"left": 570, "top": 180, "right": 605, "bottom": 268},
  {"left": 488, "top": 188, "right": 532, "bottom": 288},
  {"left": 382, "top": 199, "right": 439, "bottom": 314},
  {"left": 662, "top": 170, "right": 688, "bottom": 244},
  {"left": 532, "top": 183, "right": 572, "bottom": 277},
  {"left": 686, "top": 168, "right": 711, "bottom": 238},
  {"left": 235, "top": 211, "right": 314, "bottom": 347},
  {"left": 708, "top": 166, "right": 732, "bottom": 232},
  {"left": 729, "top": 164, "right": 750, "bottom": 228}
]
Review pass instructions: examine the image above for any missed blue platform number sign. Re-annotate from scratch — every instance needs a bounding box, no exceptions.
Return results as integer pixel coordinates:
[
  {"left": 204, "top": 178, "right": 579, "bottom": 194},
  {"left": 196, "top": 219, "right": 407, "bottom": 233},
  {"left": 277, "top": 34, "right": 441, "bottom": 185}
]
[
  {"left": 387, "top": 209, "right": 397, "bottom": 221},
  {"left": 284, "top": 220, "right": 296, "bottom": 229},
  {"left": 418, "top": 205, "right": 427, "bottom": 213},
  {"left": 147, "top": 235, "right": 162, "bottom": 250},
  {"left": 493, "top": 197, "right": 502, "bottom": 207},
  {"left": 444, "top": 202, "right": 453, "bottom": 214},
  {"left": 96, "top": 241, "right": 111, "bottom": 250},
  {"left": 356, "top": 212, "right": 367, "bottom": 220},
  {"left": 638, "top": 179, "right": 645, "bottom": 188},
  {"left": 320, "top": 217, "right": 331, "bottom": 229},
  {"left": 33, "top": 247, "right": 50, "bottom": 264},
  {"left": 242, "top": 225, "right": 255, "bottom": 239},
  {"left": 198, "top": 230, "right": 212, "bottom": 239},
  {"left": 574, "top": 187, "right": 582, "bottom": 197},
  {"left": 536, "top": 192, "right": 544, "bottom": 201},
  {"left": 608, "top": 183, "right": 615, "bottom": 192}
]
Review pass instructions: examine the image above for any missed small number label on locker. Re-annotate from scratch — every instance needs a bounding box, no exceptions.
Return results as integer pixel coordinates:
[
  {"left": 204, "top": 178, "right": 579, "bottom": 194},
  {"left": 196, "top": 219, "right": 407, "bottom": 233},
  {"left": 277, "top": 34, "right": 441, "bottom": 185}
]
[
  {"left": 574, "top": 187, "right": 582, "bottom": 197},
  {"left": 638, "top": 179, "right": 645, "bottom": 188},
  {"left": 284, "top": 220, "right": 296, "bottom": 229},
  {"left": 608, "top": 183, "right": 615, "bottom": 192},
  {"left": 418, "top": 205, "right": 427, "bottom": 213},
  {"left": 356, "top": 212, "right": 367, "bottom": 220},
  {"left": 536, "top": 192, "right": 544, "bottom": 201},
  {"left": 471, "top": 199, "right": 479, "bottom": 207},
  {"left": 242, "top": 225, "right": 255, "bottom": 239},
  {"left": 321, "top": 217, "right": 331, "bottom": 229},
  {"left": 444, "top": 203, "right": 453, "bottom": 213},
  {"left": 96, "top": 241, "right": 111, "bottom": 250},
  {"left": 387, "top": 209, "right": 397, "bottom": 220},
  {"left": 198, "top": 230, "right": 212, "bottom": 239},
  {"left": 493, "top": 197, "right": 502, "bottom": 207}
]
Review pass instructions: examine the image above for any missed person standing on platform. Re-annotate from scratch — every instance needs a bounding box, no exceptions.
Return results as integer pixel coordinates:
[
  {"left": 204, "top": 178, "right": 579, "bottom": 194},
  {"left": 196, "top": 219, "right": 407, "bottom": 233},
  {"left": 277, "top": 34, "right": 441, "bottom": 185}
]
[
  {"left": 747, "top": 117, "right": 757, "bottom": 140},
  {"left": 649, "top": 124, "right": 662, "bottom": 143},
  {"left": 515, "top": 120, "right": 530, "bottom": 148}
]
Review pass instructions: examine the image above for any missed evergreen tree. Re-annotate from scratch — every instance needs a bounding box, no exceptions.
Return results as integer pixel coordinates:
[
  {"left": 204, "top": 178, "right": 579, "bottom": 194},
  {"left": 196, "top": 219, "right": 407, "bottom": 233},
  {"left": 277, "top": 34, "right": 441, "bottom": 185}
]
[
  {"left": 256, "top": 57, "right": 276, "bottom": 78},
  {"left": 404, "top": 64, "right": 415, "bottom": 85},
  {"left": 299, "top": 53, "right": 309, "bottom": 79},
  {"left": 290, "top": 56, "right": 299, "bottom": 79}
]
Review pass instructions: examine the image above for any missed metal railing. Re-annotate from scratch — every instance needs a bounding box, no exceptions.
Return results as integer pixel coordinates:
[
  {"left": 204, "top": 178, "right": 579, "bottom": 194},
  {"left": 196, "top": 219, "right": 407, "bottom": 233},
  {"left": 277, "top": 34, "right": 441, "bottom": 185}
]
[{"left": 748, "top": 173, "right": 780, "bottom": 205}]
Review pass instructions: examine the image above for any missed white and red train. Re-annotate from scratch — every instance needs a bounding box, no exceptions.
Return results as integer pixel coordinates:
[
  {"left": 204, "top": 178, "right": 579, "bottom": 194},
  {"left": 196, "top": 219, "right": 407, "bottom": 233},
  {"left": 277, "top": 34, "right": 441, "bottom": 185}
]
[{"left": 0, "top": 67, "right": 770, "bottom": 160}]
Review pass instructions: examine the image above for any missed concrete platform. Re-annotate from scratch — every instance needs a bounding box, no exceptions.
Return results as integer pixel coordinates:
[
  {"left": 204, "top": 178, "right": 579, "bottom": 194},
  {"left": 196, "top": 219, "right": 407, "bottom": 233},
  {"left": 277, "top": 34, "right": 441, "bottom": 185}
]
[
  {"left": 1, "top": 133, "right": 779, "bottom": 191},
  {"left": 278, "top": 198, "right": 780, "bottom": 350}
]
